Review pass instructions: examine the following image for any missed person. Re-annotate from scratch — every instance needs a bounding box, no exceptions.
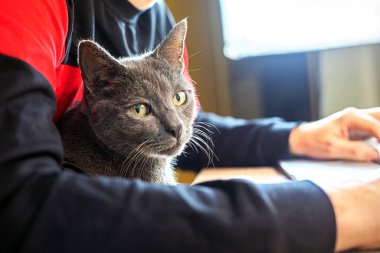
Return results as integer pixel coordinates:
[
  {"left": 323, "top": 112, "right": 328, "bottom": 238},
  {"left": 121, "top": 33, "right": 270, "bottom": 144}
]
[{"left": 0, "top": 0, "right": 379, "bottom": 252}]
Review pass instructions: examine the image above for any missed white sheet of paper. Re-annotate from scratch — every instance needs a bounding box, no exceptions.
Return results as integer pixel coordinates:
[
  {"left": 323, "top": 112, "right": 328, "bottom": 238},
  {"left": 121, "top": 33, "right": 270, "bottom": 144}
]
[{"left": 279, "top": 159, "right": 380, "bottom": 186}]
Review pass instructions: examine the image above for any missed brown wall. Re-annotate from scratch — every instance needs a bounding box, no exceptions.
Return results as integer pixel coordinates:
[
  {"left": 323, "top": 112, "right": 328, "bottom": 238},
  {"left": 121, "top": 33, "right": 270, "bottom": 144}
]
[{"left": 166, "top": 0, "right": 232, "bottom": 115}]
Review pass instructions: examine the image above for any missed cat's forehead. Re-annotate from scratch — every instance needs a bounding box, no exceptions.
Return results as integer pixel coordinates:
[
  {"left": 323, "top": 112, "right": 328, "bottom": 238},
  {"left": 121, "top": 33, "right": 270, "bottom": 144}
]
[{"left": 118, "top": 57, "right": 192, "bottom": 93}]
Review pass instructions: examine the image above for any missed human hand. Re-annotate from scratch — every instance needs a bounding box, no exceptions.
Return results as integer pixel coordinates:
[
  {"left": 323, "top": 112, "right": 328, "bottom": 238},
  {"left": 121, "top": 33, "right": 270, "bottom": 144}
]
[
  {"left": 289, "top": 107, "right": 380, "bottom": 162},
  {"left": 326, "top": 172, "right": 380, "bottom": 251}
]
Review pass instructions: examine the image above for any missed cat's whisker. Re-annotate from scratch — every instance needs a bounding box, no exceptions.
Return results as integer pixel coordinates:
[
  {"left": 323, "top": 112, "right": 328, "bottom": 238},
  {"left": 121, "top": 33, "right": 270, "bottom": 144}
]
[
  {"left": 139, "top": 152, "right": 153, "bottom": 180},
  {"left": 195, "top": 121, "right": 218, "bottom": 129},
  {"left": 121, "top": 139, "right": 150, "bottom": 177},
  {"left": 121, "top": 149, "right": 136, "bottom": 171},
  {"left": 131, "top": 150, "right": 146, "bottom": 179},
  {"left": 189, "top": 50, "right": 203, "bottom": 59},
  {"left": 126, "top": 148, "right": 143, "bottom": 177},
  {"left": 193, "top": 127, "right": 216, "bottom": 147},
  {"left": 180, "top": 149, "right": 189, "bottom": 156},
  {"left": 190, "top": 132, "right": 218, "bottom": 167},
  {"left": 122, "top": 141, "right": 146, "bottom": 168},
  {"left": 189, "top": 137, "right": 214, "bottom": 167},
  {"left": 193, "top": 129, "right": 214, "bottom": 144},
  {"left": 129, "top": 147, "right": 150, "bottom": 179},
  {"left": 191, "top": 80, "right": 197, "bottom": 85},
  {"left": 185, "top": 141, "right": 199, "bottom": 154},
  {"left": 188, "top": 139, "right": 201, "bottom": 154},
  {"left": 195, "top": 122, "right": 220, "bottom": 134},
  {"left": 191, "top": 135, "right": 212, "bottom": 158},
  {"left": 189, "top": 68, "right": 203, "bottom": 73},
  {"left": 195, "top": 129, "right": 217, "bottom": 157},
  {"left": 132, "top": 141, "right": 157, "bottom": 178},
  {"left": 191, "top": 124, "right": 218, "bottom": 164},
  {"left": 122, "top": 141, "right": 147, "bottom": 166},
  {"left": 136, "top": 142, "right": 169, "bottom": 181},
  {"left": 193, "top": 125, "right": 214, "bottom": 137}
]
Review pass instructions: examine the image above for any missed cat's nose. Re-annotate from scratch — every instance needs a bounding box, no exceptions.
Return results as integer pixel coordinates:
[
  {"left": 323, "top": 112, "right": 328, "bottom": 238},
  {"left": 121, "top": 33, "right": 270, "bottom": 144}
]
[{"left": 166, "top": 124, "right": 183, "bottom": 140}]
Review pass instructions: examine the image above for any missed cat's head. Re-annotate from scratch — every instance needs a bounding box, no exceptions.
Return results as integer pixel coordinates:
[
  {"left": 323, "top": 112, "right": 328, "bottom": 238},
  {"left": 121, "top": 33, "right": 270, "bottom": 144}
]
[{"left": 78, "top": 19, "right": 196, "bottom": 158}]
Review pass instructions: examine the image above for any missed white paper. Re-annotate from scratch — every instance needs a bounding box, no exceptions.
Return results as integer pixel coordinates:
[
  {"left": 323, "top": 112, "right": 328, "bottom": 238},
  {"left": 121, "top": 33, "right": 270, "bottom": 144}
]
[{"left": 279, "top": 159, "right": 380, "bottom": 186}]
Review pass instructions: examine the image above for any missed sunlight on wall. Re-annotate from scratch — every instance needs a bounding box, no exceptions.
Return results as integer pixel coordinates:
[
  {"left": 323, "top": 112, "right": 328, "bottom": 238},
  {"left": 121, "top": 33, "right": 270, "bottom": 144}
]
[
  {"left": 320, "top": 44, "right": 380, "bottom": 117},
  {"left": 220, "top": 0, "right": 380, "bottom": 59}
]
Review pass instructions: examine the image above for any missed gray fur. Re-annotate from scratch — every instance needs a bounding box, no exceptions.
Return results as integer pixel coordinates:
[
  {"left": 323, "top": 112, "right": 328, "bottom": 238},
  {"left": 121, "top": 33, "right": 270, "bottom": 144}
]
[{"left": 57, "top": 19, "right": 196, "bottom": 184}]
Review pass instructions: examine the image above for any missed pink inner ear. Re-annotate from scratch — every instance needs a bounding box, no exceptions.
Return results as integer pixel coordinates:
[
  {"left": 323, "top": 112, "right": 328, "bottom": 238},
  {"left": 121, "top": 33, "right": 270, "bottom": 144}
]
[{"left": 182, "top": 46, "right": 200, "bottom": 115}]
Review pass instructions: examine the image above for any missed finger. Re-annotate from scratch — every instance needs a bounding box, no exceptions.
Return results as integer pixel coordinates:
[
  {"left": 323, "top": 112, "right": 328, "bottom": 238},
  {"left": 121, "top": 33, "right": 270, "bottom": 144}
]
[
  {"left": 328, "top": 137, "right": 379, "bottom": 162},
  {"left": 349, "top": 130, "right": 372, "bottom": 140},
  {"left": 361, "top": 107, "right": 380, "bottom": 121},
  {"left": 343, "top": 111, "right": 380, "bottom": 142}
]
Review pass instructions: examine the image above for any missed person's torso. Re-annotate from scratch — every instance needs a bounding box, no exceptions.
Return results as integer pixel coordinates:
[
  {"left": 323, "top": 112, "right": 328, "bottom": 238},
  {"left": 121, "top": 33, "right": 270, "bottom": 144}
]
[{"left": 54, "top": 0, "right": 175, "bottom": 121}]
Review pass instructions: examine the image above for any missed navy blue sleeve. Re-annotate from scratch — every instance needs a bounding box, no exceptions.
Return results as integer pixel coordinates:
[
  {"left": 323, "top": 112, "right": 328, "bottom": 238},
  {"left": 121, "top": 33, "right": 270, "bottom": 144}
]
[
  {"left": 0, "top": 54, "right": 336, "bottom": 253},
  {"left": 177, "top": 111, "right": 299, "bottom": 171}
]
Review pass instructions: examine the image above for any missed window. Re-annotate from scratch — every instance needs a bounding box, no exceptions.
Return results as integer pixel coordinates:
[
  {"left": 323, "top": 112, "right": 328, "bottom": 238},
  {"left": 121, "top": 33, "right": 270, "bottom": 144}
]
[{"left": 220, "top": 0, "right": 380, "bottom": 59}]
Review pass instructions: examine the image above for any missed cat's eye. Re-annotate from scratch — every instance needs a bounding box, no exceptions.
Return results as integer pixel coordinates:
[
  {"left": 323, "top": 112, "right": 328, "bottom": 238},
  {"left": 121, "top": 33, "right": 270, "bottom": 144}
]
[
  {"left": 173, "top": 91, "right": 186, "bottom": 106},
  {"left": 132, "top": 104, "right": 150, "bottom": 117}
]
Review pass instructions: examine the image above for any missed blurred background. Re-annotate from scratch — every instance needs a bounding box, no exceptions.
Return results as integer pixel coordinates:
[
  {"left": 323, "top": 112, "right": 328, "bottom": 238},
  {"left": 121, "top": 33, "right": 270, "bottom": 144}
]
[{"left": 166, "top": 0, "right": 380, "bottom": 121}]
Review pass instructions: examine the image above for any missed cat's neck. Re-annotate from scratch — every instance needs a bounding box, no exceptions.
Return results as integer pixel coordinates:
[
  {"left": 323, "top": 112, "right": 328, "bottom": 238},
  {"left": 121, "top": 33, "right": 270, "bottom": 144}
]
[{"left": 119, "top": 156, "right": 176, "bottom": 184}]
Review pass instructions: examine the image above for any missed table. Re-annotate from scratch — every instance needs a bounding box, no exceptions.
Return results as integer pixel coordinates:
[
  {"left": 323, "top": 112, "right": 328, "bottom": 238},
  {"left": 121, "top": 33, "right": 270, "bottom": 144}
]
[{"left": 192, "top": 167, "right": 288, "bottom": 184}]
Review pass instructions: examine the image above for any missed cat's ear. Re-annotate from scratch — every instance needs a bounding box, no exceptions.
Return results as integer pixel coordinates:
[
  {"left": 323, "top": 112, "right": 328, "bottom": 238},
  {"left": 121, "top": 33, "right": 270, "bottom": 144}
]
[
  {"left": 78, "top": 40, "right": 122, "bottom": 86},
  {"left": 153, "top": 18, "right": 187, "bottom": 72}
]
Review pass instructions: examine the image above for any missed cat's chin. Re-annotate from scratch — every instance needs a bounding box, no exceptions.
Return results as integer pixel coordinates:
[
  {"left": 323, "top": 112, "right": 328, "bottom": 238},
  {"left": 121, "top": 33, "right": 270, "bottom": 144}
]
[{"left": 155, "top": 142, "right": 186, "bottom": 157}]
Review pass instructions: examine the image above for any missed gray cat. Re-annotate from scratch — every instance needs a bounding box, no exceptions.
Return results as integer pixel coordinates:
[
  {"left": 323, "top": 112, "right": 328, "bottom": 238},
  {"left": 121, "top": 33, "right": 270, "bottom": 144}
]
[{"left": 57, "top": 19, "right": 197, "bottom": 184}]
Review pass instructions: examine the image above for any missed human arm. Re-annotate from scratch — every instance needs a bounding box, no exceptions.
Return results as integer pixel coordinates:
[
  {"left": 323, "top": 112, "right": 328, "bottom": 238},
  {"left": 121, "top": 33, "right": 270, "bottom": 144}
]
[
  {"left": 0, "top": 1, "right": 337, "bottom": 252},
  {"left": 326, "top": 174, "right": 380, "bottom": 252},
  {"left": 177, "top": 111, "right": 298, "bottom": 171},
  {"left": 177, "top": 106, "right": 380, "bottom": 171},
  {"left": 0, "top": 54, "right": 337, "bottom": 252},
  {"left": 173, "top": 108, "right": 380, "bottom": 252}
]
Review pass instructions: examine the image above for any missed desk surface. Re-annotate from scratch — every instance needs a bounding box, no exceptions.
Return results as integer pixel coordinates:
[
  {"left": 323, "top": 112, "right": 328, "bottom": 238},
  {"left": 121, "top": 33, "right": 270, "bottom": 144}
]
[{"left": 193, "top": 167, "right": 288, "bottom": 185}]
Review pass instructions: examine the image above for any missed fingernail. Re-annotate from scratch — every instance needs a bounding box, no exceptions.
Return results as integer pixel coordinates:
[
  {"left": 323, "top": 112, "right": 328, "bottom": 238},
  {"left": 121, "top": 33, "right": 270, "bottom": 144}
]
[
  {"left": 371, "top": 143, "right": 380, "bottom": 163},
  {"left": 368, "top": 147, "right": 380, "bottom": 161}
]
